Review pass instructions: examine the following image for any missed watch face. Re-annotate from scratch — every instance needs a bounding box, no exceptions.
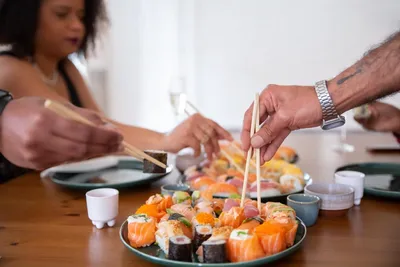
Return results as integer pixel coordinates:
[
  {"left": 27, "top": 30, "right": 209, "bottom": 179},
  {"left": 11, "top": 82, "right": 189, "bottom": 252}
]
[{"left": 321, "top": 116, "right": 346, "bottom": 130}]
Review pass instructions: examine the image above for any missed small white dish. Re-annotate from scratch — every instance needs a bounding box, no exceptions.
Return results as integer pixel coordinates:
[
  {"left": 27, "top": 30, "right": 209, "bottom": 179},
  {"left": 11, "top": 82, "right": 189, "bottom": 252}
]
[
  {"left": 304, "top": 183, "right": 354, "bottom": 216},
  {"left": 334, "top": 170, "right": 365, "bottom": 205},
  {"left": 86, "top": 188, "right": 119, "bottom": 229}
]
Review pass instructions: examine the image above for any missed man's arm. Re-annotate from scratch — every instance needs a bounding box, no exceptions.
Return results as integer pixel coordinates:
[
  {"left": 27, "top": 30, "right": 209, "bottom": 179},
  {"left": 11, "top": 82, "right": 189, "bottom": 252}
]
[{"left": 329, "top": 31, "right": 400, "bottom": 113}]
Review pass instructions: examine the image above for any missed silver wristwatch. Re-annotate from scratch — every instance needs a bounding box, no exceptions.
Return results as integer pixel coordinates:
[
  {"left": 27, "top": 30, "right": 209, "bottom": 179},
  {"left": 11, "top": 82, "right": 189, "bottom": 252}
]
[{"left": 314, "top": 80, "right": 345, "bottom": 130}]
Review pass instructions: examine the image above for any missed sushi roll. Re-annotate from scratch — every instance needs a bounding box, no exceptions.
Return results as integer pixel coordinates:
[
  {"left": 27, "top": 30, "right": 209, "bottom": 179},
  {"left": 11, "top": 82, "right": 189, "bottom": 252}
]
[
  {"left": 143, "top": 150, "right": 168, "bottom": 173},
  {"left": 279, "top": 174, "right": 305, "bottom": 194},
  {"left": 169, "top": 203, "right": 195, "bottom": 221},
  {"left": 168, "top": 235, "right": 192, "bottom": 262},
  {"left": 253, "top": 220, "right": 287, "bottom": 256},
  {"left": 193, "top": 225, "right": 212, "bottom": 253},
  {"left": 227, "top": 229, "right": 265, "bottom": 262},
  {"left": 203, "top": 239, "right": 227, "bottom": 263},
  {"left": 172, "top": 191, "right": 192, "bottom": 205},
  {"left": 127, "top": 214, "right": 156, "bottom": 248},
  {"left": 190, "top": 176, "right": 216, "bottom": 191},
  {"left": 237, "top": 217, "right": 264, "bottom": 233},
  {"left": 192, "top": 212, "right": 217, "bottom": 228},
  {"left": 168, "top": 213, "right": 193, "bottom": 240},
  {"left": 219, "top": 207, "right": 245, "bottom": 229},
  {"left": 145, "top": 194, "right": 173, "bottom": 212},
  {"left": 155, "top": 221, "right": 184, "bottom": 255}
]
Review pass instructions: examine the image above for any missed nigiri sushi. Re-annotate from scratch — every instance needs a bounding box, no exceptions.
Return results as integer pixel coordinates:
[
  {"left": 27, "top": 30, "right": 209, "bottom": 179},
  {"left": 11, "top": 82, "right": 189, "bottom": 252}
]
[
  {"left": 227, "top": 229, "right": 265, "bottom": 262},
  {"left": 249, "top": 179, "right": 282, "bottom": 198},
  {"left": 201, "top": 183, "right": 239, "bottom": 200},
  {"left": 190, "top": 176, "right": 216, "bottom": 191},
  {"left": 127, "top": 214, "right": 156, "bottom": 248},
  {"left": 155, "top": 220, "right": 185, "bottom": 256},
  {"left": 280, "top": 174, "right": 305, "bottom": 194},
  {"left": 194, "top": 201, "right": 215, "bottom": 215}
]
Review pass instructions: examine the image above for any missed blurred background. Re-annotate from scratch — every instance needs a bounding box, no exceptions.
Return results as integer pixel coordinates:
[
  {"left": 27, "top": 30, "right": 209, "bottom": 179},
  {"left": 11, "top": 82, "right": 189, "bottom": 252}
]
[{"left": 76, "top": 0, "right": 400, "bottom": 133}]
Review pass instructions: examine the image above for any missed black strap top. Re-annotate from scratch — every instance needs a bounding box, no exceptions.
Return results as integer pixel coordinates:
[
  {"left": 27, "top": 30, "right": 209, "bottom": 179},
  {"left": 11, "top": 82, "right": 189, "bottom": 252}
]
[{"left": 0, "top": 51, "right": 83, "bottom": 182}]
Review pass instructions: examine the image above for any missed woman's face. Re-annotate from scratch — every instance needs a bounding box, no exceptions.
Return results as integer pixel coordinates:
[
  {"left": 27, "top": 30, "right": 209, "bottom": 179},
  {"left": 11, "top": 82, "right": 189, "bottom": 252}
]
[{"left": 35, "top": 0, "right": 86, "bottom": 59}]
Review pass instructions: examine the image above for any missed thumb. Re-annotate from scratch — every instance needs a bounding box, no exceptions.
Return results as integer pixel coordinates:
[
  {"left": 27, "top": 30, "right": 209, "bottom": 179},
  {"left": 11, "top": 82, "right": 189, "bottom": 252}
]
[{"left": 250, "top": 114, "right": 287, "bottom": 148}]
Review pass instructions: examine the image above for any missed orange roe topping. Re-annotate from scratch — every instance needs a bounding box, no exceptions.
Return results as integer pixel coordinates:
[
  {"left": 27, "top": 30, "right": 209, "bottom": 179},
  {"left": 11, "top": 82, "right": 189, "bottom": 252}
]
[{"left": 196, "top": 212, "right": 215, "bottom": 226}]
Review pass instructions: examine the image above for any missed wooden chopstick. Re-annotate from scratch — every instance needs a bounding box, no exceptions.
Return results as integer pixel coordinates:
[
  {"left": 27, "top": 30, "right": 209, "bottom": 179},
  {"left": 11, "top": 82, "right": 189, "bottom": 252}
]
[
  {"left": 255, "top": 93, "right": 261, "bottom": 214},
  {"left": 44, "top": 100, "right": 167, "bottom": 169},
  {"left": 240, "top": 94, "right": 259, "bottom": 208},
  {"left": 219, "top": 148, "right": 245, "bottom": 175}
]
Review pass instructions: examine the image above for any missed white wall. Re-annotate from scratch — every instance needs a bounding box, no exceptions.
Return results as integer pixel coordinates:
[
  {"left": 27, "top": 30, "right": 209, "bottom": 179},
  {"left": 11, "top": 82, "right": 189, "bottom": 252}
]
[{"left": 87, "top": 0, "right": 400, "bottom": 132}]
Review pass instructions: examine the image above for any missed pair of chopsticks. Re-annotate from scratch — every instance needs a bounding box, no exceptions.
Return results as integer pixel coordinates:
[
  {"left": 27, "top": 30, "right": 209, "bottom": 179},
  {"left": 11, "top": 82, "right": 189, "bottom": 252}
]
[
  {"left": 44, "top": 100, "right": 167, "bottom": 169},
  {"left": 240, "top": 93, "right": 261, "bottom": 214}
]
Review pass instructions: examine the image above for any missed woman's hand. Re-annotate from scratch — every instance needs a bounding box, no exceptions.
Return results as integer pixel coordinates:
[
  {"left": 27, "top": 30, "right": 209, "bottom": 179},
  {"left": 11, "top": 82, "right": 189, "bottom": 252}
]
[
  {"left": 162, "top": 113, "right": 233, "bottom": 160},
  {"left": 354, "top": 102, "right": 400, "bottom": 134}
]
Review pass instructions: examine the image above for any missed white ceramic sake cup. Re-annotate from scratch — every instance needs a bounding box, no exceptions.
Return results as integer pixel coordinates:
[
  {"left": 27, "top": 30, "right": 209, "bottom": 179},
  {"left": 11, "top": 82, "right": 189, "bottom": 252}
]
[
  {"left": 86, "top": 188, "right": 119, "bottom": 229},
  {"left": 334, "top": 171, "right": 365, "bottom": 205}
]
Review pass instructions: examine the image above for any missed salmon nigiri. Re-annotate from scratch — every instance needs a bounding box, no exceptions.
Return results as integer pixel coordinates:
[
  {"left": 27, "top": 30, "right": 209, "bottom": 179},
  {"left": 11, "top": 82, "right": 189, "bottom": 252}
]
[
  {"left": 127, "top": 214, "right": 157, "bottom": 248},
  {"left": 254, "top": 220, "right": 287, "bottom": 256},
  {"left": 201, "top": 183, "right": 239, "bottom": 201},
  {"left": 135, "top": 204, "right": 166, "bottom": 222},
  {"left": 191, "top": 176, "right": 217, "bottom": 191},
  {"left": 227, "top": 229, "right": 265, "bottom": 262},
  {"left": 219, "top": 206, "right": 245, "bottom": 229},
  {"left": 146, "top": 194, "right": 172, "bottom": 212}
]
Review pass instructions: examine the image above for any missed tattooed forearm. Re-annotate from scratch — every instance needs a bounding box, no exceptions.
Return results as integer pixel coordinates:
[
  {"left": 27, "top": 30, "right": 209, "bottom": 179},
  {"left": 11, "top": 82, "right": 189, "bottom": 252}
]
[
  {"left": 336, "top": 67, "right": 362, "bottom": 85},
  {"left": 328, "top": 30, "right": 400, "bottom": 114}
]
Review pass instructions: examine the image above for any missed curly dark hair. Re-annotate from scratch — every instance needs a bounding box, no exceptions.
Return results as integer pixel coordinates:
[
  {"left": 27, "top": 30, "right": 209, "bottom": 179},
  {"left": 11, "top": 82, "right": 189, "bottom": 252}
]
[{"left": 0, "top": 0, "right": 108, "bottom": 57}]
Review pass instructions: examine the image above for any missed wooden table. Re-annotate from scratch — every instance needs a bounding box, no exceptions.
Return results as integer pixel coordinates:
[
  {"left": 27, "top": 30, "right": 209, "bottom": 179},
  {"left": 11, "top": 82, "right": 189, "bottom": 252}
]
[{"left": 1, "top": 131, "right": 400, "bottom": 267}]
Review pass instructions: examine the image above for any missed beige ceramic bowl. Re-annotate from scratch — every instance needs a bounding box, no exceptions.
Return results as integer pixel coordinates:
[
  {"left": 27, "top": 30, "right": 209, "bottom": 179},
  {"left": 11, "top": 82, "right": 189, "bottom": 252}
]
[{"left": 304, "top": 183, "right": 354, "bottom": 216}]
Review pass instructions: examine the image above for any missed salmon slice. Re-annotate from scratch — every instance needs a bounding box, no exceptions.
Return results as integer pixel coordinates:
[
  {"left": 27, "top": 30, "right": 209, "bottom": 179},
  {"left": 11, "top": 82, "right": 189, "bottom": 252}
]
[
  {"left": 254, "top": 220, "right": 287, "bottom": 255},
  {"left": 127, "top": 214, "right": 157, "bottom": 248},
  {"left": 219, "top": 207, "right": 245, "bottom": 229},
  {"left": 191, "top": 176, "right": 217, "bottom": 191},
  {"left": 135, "top": 204, "right": 166, "bottom": 222},
  {"left": 146, "top": 194, "right": 173, "bottom": 212},
  {"left": 201, "top": 183, "right": 239, "bottom": 201},
  {"left": 237, "top": 218, "right": 262, "bottom": 234},
  {"left": 227, "top": 229, "right": 265, "bottom": 262},
  {"left": 170, "top": 204, "right": 196, "bottom": 221}
]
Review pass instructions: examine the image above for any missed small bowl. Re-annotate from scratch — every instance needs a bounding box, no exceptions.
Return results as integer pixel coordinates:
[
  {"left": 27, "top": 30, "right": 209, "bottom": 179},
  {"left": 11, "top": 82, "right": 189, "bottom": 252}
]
[
  {"left": 304, "top": 183, "right": 354, "bottom": 217},
  {"left": 175, "top": 149, "right": 206, "bottom": 173},
  {"left": 161, "top": 184, "right": 190, "bottom": 196}
]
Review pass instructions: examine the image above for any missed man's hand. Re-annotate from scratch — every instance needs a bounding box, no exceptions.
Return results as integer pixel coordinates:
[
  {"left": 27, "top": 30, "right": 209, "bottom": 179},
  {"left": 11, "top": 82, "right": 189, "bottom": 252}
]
[
  {"left": 0, "top": 97, "right": 123, "bottom": 170},
  {"left": 241, "top": 85, "right": 322, "bottom": 163},
  {"left": 354, "top": 101, "right": 400, "bottom": 134}
]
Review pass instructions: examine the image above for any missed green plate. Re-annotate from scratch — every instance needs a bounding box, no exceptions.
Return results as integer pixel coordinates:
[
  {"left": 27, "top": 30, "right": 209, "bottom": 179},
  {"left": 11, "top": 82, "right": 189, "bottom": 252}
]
[
  {"left": 336, "top": 162, "right": 400, "bottom": 199},
  {"left": 49, "top": 160, "right": 173, "bottom": 190},
  {"left": 120, "top": 218, "right": 306, "bottom": 267}
]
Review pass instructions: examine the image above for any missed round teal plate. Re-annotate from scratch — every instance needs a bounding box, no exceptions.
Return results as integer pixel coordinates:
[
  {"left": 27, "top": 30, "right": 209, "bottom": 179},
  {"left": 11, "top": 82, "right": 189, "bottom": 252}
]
[
  {"left": 49, "top": 160, "right": 173, "bottom": 190},
  {"left": 120, "top": 218, "right": 306, "bottom": 267},
  {"left": 336, "top": 162, "right": 400, "bottom": 199}
]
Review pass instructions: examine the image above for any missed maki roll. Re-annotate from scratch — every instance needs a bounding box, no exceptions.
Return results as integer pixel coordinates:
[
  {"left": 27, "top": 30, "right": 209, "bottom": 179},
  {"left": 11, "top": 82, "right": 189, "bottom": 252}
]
[
  {"left": 155, "top": 221, "right": 184, "bottom": 255},
  {"left": 168, "top": 235, "right": 192, "bottom": 262},
  {"left": 143, "top": 150, "right": 168, "bottom": 173},
  {"left": 193, "top": 225, "right": 212, "bottom": 253},
  {"left": 203, "top": 239, "right": 227, "bottom": 263}
]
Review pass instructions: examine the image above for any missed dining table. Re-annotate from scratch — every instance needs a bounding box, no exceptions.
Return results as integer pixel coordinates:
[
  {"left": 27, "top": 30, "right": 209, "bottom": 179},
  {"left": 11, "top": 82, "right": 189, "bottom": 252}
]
[{"left": 1, "top": 131, "right": 399, "bottom": 267}]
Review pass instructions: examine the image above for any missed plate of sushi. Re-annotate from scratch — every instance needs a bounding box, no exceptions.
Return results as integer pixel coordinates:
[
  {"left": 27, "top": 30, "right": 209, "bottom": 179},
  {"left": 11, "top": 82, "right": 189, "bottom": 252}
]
[
  {"left": 41, "top": 154, "right": 173, "bottom": 189},
  {"left": 120, "top": 192, "right": 306, "bottom": 266},
  {"left": 180, "top": 141, "right": 311, "bottom": 202}
]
